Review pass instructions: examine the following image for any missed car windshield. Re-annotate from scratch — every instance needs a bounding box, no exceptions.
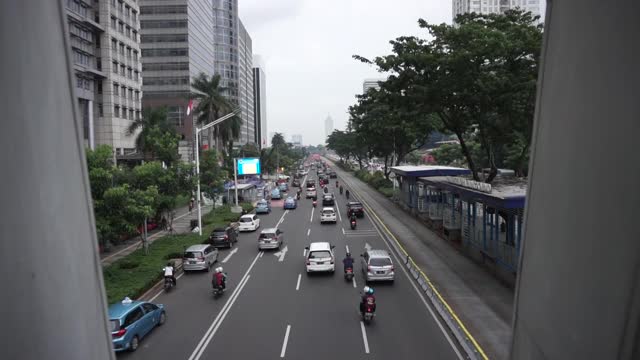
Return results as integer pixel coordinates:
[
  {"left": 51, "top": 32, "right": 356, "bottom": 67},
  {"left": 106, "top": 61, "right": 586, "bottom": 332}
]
[
  {"left": 184, "top": 251, "right": 203, "bottom": 258},
  {"left": 109, "top": 319, "right": 120, "bottom": 331},
  {"left": 370, "top": 257, "right": 392, "bottom": 266},
  {"left": 322, "top": 210, "right": 334, "bottom": 215},
  {"left": 309, "top": 250, "right": 331, "bottom": 259},
  {"left": 259, "top": 233, "right": 275, "bottom": 239}
]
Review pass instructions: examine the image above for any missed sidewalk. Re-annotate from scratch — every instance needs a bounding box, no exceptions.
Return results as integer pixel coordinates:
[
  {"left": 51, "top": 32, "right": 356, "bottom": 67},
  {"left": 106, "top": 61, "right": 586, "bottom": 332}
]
[
  {"left": 100, "top": 204, "right": 212, "bottom": 266},
  {"left": 332, "top": 162, "right": 513, "bottom": 360}
]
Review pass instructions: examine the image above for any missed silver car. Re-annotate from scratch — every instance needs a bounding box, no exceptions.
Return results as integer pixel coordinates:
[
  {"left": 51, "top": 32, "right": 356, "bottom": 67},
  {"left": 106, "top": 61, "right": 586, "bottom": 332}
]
[
  {"left": 258, "top": 228, "right": 284, "bottom": 250},
  {"left": 182, "top": 244, "right": 219, "bottom": 272},
  {"left": 361, "top": 249, "right": 395, "bottom": 282}
]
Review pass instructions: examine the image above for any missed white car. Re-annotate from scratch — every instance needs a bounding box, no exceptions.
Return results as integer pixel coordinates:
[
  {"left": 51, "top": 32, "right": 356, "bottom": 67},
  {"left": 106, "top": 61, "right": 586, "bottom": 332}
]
[
  {"left": 320, "top": 207, "right": 337, "bottom": 224},
  {"left": 305, "top": 242, "right": 336, "bottom": 274},
  {"left": 306, "top": 187, "right": 317, "bottom": 199},
  {"left": 238, "top": 214, "right": 260, "bottom": 232}
]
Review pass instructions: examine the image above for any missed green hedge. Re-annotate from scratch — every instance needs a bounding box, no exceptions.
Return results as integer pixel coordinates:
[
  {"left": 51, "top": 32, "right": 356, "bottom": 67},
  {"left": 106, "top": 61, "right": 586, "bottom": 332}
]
[
  {"left": 338, "top": 162, "right": 395, "bottom": 198},
  {"left": 103, "top": 203, "right": 253, "bottom": 304}
]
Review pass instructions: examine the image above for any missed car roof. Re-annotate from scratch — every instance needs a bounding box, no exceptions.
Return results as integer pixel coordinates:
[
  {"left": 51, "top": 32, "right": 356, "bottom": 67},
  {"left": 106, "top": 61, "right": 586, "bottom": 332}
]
[
  {"left": 309, "top": 242, "right": 331, "bottom": 251},
  {"left": 108, "top": 300, "right": 146, "bottom": 319},
  {"left": 348, "top": 201, "right": 363, "bottom": 205},
  {"left": 261, "top": 227, "right": 278, "bottom": 233},
  {"left": 322, "top": 207, "right": 335, "bottom": 211},
  {"left": 212, "top": 227, "right": 227, "bottom": 232},
  {"left": 185, "top": 244, "right": 210, "bottom": 252},
  {"left": 366, "top": 249, "right": 391, "bottom": 258}
]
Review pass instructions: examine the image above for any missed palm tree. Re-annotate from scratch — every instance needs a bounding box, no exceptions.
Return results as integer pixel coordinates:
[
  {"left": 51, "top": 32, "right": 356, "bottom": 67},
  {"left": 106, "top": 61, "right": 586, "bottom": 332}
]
[
  {"left": 190, "top": 73, "right": 240, "bottom": 153},
  {"left": 127, "top": 107, "right": 173, "bottom": 160}
]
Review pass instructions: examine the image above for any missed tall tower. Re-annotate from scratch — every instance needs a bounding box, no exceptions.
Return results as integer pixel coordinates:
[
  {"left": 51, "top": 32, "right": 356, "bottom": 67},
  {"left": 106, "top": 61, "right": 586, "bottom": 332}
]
[{"left": 324, "top": 115, "right": 334, "bottom": 143}]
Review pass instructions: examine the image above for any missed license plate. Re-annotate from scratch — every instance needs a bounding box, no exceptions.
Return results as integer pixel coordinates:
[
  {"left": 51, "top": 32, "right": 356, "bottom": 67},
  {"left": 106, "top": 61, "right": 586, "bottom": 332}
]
[
  {"left": 190, "top": 261, "right": 196, "bottom": 264},
  {"left": 316, "top": 262, "right": 324, "bottom": 265},
  {"left": 263, "top": 240, "right": 271, "bottom": 243},
  {"left": 376, "top": 271, "right": 385, "bottom": 274}
]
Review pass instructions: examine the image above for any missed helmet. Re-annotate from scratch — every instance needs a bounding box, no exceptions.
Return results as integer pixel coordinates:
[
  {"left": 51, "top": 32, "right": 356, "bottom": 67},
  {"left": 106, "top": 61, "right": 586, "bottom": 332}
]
[
  {"left": 167, "top": 262, "right": 172, "bottom": 266},
  {"left": 218, "top": 267, "right": 224, "bottom": 273},
  {"left": 214, "top": 267, "right": 221, "bottom": 273},
  {"left": 346, "top": 252, "right": 351, "bottom": 257},
  {"left": 368, "top": 287, "right": 374, "bottom": 295},
  {"left": 363, "top": 286, "right": 370, "bottom": 294}
]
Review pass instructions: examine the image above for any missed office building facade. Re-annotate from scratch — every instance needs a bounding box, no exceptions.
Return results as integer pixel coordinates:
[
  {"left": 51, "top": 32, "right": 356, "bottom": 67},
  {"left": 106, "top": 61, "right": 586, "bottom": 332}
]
[
  {"left": 238, "top": 21, "right": 255, "bottom": 146},
  {"left": 66, "top": 0, "right": 143, "bottom": 154},
  {"left": 253, "top": 66, "right": 267, "bottom": 148},
  {"left": 453, "top": 0, "right": 541, "bottom": 20},
  {"left": 139, "top": 0, "right": 215, "bottom": 154}
]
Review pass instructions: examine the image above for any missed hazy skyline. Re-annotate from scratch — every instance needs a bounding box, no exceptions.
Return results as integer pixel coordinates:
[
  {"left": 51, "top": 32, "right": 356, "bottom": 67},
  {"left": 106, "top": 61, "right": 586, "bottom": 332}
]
[{"left": 239, "top": 0, "right": 545, "bottom": 145}]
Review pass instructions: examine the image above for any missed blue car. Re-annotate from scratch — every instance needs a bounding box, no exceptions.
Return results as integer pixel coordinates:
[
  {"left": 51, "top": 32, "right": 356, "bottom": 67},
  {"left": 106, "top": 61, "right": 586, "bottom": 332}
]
[
  {"left": 109, "top": 297, "right": 166, "bottom": 352},
  {"left": 255, "top": 199, "right": 271, "bottom": 214},
  {"left": 271, "top": 188, "right": 282, "bottom": 200},
  {"left": 278, "top": 183, "right": 288, "bottom": 192},
  {"left": 283, "top": 196, "right": 297, "bottom": 209}
]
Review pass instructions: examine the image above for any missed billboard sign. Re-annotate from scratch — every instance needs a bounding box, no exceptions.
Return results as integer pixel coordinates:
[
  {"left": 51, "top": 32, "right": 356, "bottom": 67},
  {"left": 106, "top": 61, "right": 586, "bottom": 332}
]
[{"left": 237, "top": 158, "right": 261, "bottom": 175}]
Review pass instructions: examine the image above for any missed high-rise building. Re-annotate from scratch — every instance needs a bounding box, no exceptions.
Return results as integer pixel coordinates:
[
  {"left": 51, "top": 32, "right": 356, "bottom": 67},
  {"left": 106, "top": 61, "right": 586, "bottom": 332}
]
[
  {"left": 363, "top": 78, "right": 384, "bottom": 93},
  {"left": 253, "top": 64, "right": 267, "bottom": 149},
  {"left": 291, "top": 134, "right": 303, "bottom": 147},
  {"left": 212, "top": 0, "right": 255, "bottom": 148},
  {"left": 140, "top": 0, "right": 215, "bottom": 159},
  {"left": 452, "top": 0, "right": 540, "bottom": 20},
  {"left": 65, "top": 0, "right": 143, "bottom": 155},
  {"left": 238, "top": 21, "right": 255, "bottom": 146},
  {"left": 324, "top": 115, "right": 334, "bottom": 142}
]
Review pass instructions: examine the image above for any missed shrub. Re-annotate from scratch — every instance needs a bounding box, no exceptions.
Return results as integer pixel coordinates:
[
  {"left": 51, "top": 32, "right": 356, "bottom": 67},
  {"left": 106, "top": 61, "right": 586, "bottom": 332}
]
[{"left": 378, "top": 187, "right": 395, "bottom": 198}]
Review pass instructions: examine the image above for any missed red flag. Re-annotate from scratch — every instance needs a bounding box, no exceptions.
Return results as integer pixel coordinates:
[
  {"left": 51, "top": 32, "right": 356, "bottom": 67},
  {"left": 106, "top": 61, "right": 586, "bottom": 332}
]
[{"left": 186, "top": 99, "right": 193, "bottom": 115}]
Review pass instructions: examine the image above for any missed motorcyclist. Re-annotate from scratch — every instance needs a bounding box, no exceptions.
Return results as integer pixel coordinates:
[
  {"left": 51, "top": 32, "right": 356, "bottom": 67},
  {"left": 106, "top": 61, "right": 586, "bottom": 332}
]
[
  {"left": 350, "top": 212, "right": 357, "bottom": 225},
  {"left": 345, "top": 189, "right": 350, "bottom": 200},
  {"left": 360, "top": 286, "right": 376, "bottom": 315},
  {"left": 343, "top": 252, "right": 354, "bottom": 273},
  {"left": 323, "top": 186, "right": 329, "bottom": 194},
  {"left": 296, "top": 189, "right": 301, "bottom": 200},
  {"left": 163, "top": 262, "right": 176, "bottom": 287},
  {"left": 339, "top": 185, "right": 343, "bottom": 195},
  {"left": 213, "top": 267, "right": 226, "bottom": 291},
  {"left": 336, "top": 180, "right": 339, "bottom": 187}
]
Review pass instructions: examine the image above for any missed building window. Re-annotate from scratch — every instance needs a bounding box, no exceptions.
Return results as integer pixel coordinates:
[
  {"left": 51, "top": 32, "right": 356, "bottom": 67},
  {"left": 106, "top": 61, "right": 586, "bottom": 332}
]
[
  {"left": 133, "top": 51, "right": 138, "bottom": 61},
  {"left": 128, "top": 88, "right": 133, "bottom": 99},
  {"left": 129, "top": 109, "right": 134, "bottom": 120},
  {"left": 112, "top": 61, "right": 118, "bottom": 73},
  {"left": 120, "top": 64, "right": 125, "bottom": 75},
  {"left": 76, "top": 76, "right": 84, "bottom": 89},
  {"left": 118, "top": 22, "right": 124, "bottom": 33},
  {"left": 119, "top": 42, "right": 125, "bottom": 54},
  {"left": 141, "top": 48, "right": 188, "bottom": 57},
  {"left": 121, "top": 85, "right": 127, "bottom": 98},
  {"left": 126, "top": 26, "right": 131, "bottom": 37},
  {"left": 136, "top": 110, "right": 141, "bottom": 120},
  {"left": 132, "top": 11, "right": 137, "bottom": 22},
  {"left": 114, "top": 105, "right": 120, "bottom": 117},
  {"left": 96, "top": 57, "right": 102, "bottom": 71},
  {"left": 131, "top": 30, "right": 137, "bottom": 41},
  {"left": 111, "top": 38, "right": 117, "bottom": 51},
  {"left": 134, "top": 91, "right": 139, "bottom": 100},
  {"left": 113, "top": 83, "right": 119, "bottom": 95},
  {"left": 127, "top": 68, "right": 132, "bottom": 79},
  {"left": 97, "top": 81, "right": 102, "bottom": 94},
  {"left": 134, "top": 71, "right": 139, "bottom": 81},
  {"left": 140, "top": 20, "right": 187, "bottom": 29},
  {"left": 122, "top": 107, "right": 128, "bottom": 119},
  {"left": 111, "top": 17, "right": 116, "bottom": 29},
  {"left": 98, "top": 103, "right": 103, "bottom": 117},
  {"left": 84, "top": 79, "right": 91, "bottom": 90},
  {"left": 118, "top": 0, "right": 123, "bottom": 12},
  {"left": 126, "top": 47, "right": 132, "bottom": 58}
]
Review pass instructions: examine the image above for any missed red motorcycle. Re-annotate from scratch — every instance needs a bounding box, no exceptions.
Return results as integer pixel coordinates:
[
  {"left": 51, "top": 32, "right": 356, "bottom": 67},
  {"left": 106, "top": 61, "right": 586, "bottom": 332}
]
[{"left": 344, "top": 267, "right": 354, "bottom": 281}]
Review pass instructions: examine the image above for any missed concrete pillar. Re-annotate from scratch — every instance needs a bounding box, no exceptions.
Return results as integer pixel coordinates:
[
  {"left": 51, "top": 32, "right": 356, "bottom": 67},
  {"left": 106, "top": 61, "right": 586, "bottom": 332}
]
[{"left": 87, "top": 99, "right": 95, "bottom": 150}]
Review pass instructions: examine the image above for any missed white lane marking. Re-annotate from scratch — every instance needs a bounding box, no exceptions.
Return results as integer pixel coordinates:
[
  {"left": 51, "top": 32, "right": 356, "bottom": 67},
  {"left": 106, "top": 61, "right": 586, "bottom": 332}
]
[
  {"left": 147, "top": 272, "right": 185, "bottom": 302},
  {"left": 360, "top": 321, "right": 370, "bottom": 354},
  {"left": 276, "top": 210, "right": 289, "bottom": 228},
  {"left": 274, "top": 246, "right": 288, "bottom": 262},
  {"left": 335, "top": 197, "right": 343, "bottom": 222},
  {"left": 188, "top": 252, "right": 262, "bottom": 360},
  {"left": 307, "top": 228, "right": 310, "bottom": 236},
  {"left": 342, "top": 227, "right": 345, "bottom": 235},
  {"left": 259, "top": 251, "right": 264, "bottom": 258},
  {"left": 352, "top": 276, "right": 357, "bottom": 288},
  {"left": 221, "top": 248, "right": 238, "bottom": 263},
  {"left": 303, "top": 249, "right": 307, "bottom": 257},
  {"left": 295, "top": 274, "right": 301, "bottom": 291},
  {"left": 310, "top": 207, "right": 314, "bottom": 222},
  {"left": 280, "top": 325, "right": 291, "bottom": 358},
  {"left": 101, "top": 208, "right": 204, "bottom": 263},
  {"left": 345, "top": 245, "right": 350, "bottom": 253}
]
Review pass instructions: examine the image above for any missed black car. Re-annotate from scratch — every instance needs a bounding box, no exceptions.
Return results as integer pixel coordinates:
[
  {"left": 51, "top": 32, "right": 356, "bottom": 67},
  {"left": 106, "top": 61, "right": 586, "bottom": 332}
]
[
  {"left": 329, "top": 171, "right": 337, "bottom": 178},
  {"left": 306, "top": 179, "right": 316, "bottom": 188},
  {"left": 208, "top": 226, "right": 238, "bottom": 248},
  {"left": 322, "top": 194, "right": 335, "bottom": 206},
  {"left": 292, "top": 179, "right": 301, "bottom": 187},
  {"left": 346, "top": 201, "right": 365, "bottom": 218}
]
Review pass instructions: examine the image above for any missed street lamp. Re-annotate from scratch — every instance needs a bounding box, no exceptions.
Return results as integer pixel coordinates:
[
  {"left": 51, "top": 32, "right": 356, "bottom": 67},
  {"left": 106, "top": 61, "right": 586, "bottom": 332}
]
[{"left": 195, "top": 109, "right": 240, "bottom": 235}]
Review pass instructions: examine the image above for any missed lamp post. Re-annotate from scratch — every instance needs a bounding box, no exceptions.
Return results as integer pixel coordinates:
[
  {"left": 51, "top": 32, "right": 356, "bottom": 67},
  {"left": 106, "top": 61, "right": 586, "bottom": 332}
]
[{"left": 195, "top": 109, "right": 240, "bottom": 235}]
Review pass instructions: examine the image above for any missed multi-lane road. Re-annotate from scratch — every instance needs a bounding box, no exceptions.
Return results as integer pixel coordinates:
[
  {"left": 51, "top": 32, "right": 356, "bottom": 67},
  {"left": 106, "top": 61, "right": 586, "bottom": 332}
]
[{"left": 118, "top": 171, "right": 464, "bottom": 359}]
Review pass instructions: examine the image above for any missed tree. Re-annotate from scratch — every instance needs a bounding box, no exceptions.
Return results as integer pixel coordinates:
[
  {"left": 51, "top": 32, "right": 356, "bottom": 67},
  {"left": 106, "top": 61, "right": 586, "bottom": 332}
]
[
  {"left": 127, "top": 107, "right": 178, "bottom": 163},
  {"left": 354, "top": 10, "right": 541, "bottom": 183},
  {"left": 200, "top": 149, "right": 227, "bottom": 205},
  {"left": 191, "top": 73, "right": 240, "bottom": 153}
]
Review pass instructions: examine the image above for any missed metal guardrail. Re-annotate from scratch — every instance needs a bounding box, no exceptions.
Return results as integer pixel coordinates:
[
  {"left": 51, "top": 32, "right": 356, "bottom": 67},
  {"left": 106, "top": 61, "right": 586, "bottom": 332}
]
[{"left": 333, "top": 162, "right": 490, "bottom": 360}]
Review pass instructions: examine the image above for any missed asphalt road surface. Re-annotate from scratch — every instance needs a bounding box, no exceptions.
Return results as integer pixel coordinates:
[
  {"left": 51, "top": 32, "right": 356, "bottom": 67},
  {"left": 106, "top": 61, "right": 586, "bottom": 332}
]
[{"left": 117, "top": 172, "right": 464, "bottom": 360}]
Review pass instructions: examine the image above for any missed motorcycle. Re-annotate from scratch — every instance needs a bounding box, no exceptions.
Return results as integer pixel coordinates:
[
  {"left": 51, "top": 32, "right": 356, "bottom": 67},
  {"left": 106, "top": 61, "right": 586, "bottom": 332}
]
[
  {"left": 163, "top": 277, "right": 175, "bottom": 292},
  {"left": 361, "top": 296, "right": 376, "bottom": 323},
  {"left": 336, "top": 181, "right": 339, "bottom": 187},
  {"left": 344, "top": 267, "right": 354, "bottom": 281},
  {"left": 350, "top": 219, "right": 357, "bottom": 230},
  {"left": 312, "top": 200, "right": 317, "bottom": 208},
  {"left": 212, "top": 283, "right": 225, "bottom": 297},
  {"left": 296, "top": 192, "right": 301, "bottom": 200}
]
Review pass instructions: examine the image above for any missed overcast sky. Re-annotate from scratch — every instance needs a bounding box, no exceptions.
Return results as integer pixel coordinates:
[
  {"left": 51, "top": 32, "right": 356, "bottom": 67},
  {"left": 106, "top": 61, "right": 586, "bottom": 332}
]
[{"left": 239, "top": 0, "right": 546, "bottom": 146}]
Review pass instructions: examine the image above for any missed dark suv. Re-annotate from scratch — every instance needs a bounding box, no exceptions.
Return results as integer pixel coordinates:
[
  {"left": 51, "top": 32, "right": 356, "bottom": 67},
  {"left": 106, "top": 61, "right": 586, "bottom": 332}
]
[
  {"left": 322, "top": 193, "right": 335, "bottom": 206},
  {"left": 208, "top": 226, "right": 238, "bottom": 248},
  {"left": 346, "top": 201, "right": 365, "bottom": 218}
]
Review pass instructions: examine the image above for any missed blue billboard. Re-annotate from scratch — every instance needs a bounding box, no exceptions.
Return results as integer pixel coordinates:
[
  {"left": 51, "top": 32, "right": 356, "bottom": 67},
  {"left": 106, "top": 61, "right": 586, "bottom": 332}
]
[{"left": 237, "top": 158, "right": 261, "bottom": 175}]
